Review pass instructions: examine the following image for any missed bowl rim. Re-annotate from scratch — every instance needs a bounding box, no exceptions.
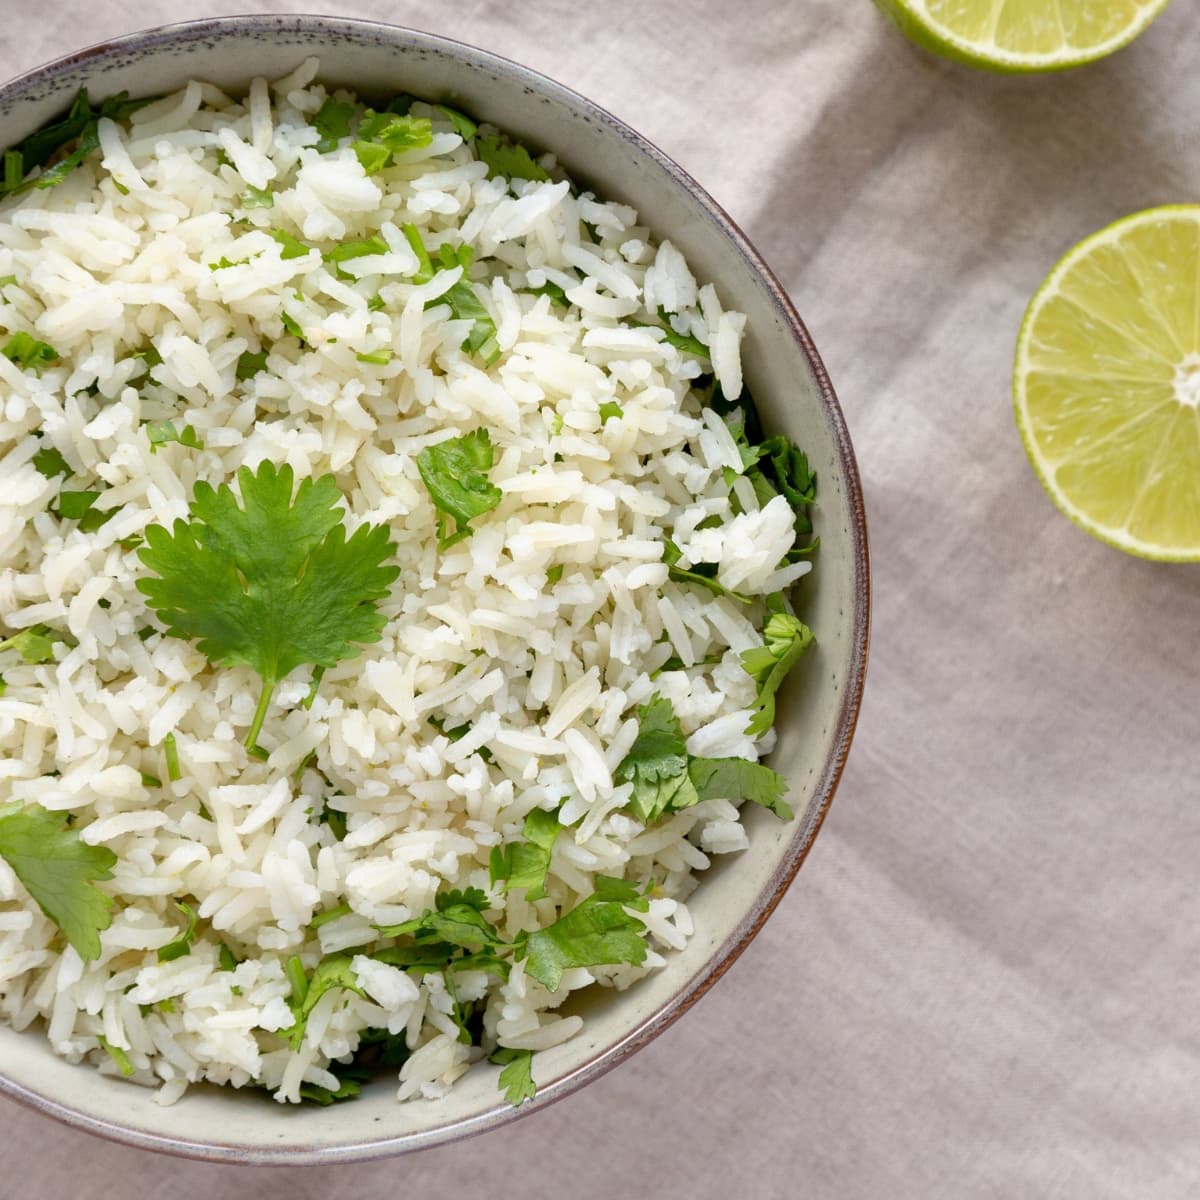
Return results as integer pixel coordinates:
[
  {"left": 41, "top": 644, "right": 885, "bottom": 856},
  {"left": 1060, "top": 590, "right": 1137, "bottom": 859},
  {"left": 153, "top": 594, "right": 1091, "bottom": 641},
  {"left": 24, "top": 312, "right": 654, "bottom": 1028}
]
[{"left": 0, "top": 11, "right": 871, "bottom": 1165}]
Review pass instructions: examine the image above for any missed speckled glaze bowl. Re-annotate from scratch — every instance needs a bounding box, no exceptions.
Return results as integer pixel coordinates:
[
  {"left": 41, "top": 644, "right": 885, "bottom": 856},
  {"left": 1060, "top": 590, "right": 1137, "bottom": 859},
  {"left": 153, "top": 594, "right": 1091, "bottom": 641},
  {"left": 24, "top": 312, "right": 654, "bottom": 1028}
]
[{"left": 0, "top": 15, "right": 869, "bottom": 1164}]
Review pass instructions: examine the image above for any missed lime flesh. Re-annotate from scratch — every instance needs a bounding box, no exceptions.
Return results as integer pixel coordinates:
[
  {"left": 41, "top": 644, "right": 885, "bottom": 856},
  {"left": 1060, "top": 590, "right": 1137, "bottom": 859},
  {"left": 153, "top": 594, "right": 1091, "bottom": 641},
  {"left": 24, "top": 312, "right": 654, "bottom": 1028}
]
[
  {"left": 1014, "top": 205, "right": 1200, "bottom": 561},
  {"left": 873, "top": 0, "right": 1173, "bottom": 72}
]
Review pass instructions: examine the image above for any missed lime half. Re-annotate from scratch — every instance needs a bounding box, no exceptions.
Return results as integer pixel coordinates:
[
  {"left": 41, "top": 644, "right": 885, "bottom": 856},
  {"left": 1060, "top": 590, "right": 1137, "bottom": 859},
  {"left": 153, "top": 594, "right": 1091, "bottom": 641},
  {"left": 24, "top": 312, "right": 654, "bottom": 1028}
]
[
  {"left": 1014, "top": 205, "right": 1200, "bottom": 562},
  {"left": 872, "top": 0, "right": 1173, "bottom": 73}
]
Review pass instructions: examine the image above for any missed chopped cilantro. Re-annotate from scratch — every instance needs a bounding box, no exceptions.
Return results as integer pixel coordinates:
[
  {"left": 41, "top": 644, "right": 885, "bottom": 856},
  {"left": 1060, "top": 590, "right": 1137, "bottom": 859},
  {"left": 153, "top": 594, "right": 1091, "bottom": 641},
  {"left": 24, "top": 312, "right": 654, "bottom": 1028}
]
[
  {"left": 269, "top": 229, "right": 311, "bottom": 260},
  {"left": 320, "top": 800, "right": 348, "bottom": 842},
  {"left": 145, "top": 421, "right": 204, "bottom": 452},
  {"left": 352, "top": 140, "right": 391, "bottom": 175},
  {"left": 327, "top": 235, "right": 388, "bottom": 279},
  {"left": 491, "top": 1047, "right": 536, "bottom": 1106},
  {"left": 312, "top": 97, "right": 355, "bottom": 153},
  {"left": 401, "top": 223, "right": 434, "bottom": 282},
  {"left": 598, "top": 401, "right": 623, "bottom": 422},
  {"left": 436, "top": 104, "right": 478, "bottom": 141},
  {"left": 0, "top": 88, "right": 154, "bottom": 197},
  {"left": 740, "top": 603, "right": 815, "bottom": 737},
  {"left": 139, "top": 771, "right": 161, "bottom": 788},
  {"left": 687, "top": 757, "right": 791, "bottom": 820},
  {"left": 3, "top": 331, "right": 58, "bottom": 371},
  {"left": 285, "top": 954, "right": 366, "bottom": 1050},
  {"left": 375, "top": 888, "right": 504, "bottom": 951},
  {"left": 98, "top": 1036, "right": 135, "bottom": 1077},
  {"left": 163, "top": 732, "right": 181, "bottom": 782},
  {"left": 528, "top": 280, "right": 569, "bottom": 307},
  {"left": 157, "top": 900, "right": 198, "bottom": 962},
  {"left": 0, "top": 626, "right": 60, "bottom": 664},
  {"left": 52, "top": 489, "right": 115, "bottom": 533},
  {"left": 614, "top": 693, "right": 696, "bottom": 822},
  {"left": 476, "top": 134, "right": 550, "bottom": 184},
  {"left": 489, "top": 806, "right": 561, "bottom": 902},
  {"left": 616, "top": 693, "right": 792, "bottom": 822},
  {"left": 416, "top": 428, "right": 502, "bottom": 549},
  {"left": 515, "top": 876, "right": 649, "bottom": 992},
  {"left": 280, "top": 311, "right": 305, "bottom": 342},
  {"left": 0, "top": 274, "right": 18, "bottom": 288},
  {"left": 546, "top": 564, "right": 564, "bottom": 585},
  {"left": 310, "top": 903, "right": 352, "bottom": 929},
  {"left": 32, "top": 445, "right": 71, "bottom": 479},
  {"left": 630, "top": 308, "right": 710, "bottom": 358},
  {"left": 236, "top": 349, "right": 269, "bottom": 380},
  {"left": 137, "top": 461, "right": 400, "bottom": 750},
  {"left": 242, "top": 185, "right": 274, "bottom": 209},
  {"left": 353, "top": 112, "right": 433, "bottom": 173},
  {"left": 0, "top": 800, "right": 116, "bottom": 961},
  {"left": 218, "top": 943, "right": 239, "bottom": 972},
  {"left": 355, "top": 350, "right": 392, "bottom": 365}
]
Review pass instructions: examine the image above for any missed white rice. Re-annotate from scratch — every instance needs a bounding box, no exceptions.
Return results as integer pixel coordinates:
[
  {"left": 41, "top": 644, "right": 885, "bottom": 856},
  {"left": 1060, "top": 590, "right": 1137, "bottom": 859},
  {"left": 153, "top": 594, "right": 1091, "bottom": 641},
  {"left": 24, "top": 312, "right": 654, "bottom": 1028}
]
[{"left": 0, "top": 62, "right": 813, "bottom": 1105}]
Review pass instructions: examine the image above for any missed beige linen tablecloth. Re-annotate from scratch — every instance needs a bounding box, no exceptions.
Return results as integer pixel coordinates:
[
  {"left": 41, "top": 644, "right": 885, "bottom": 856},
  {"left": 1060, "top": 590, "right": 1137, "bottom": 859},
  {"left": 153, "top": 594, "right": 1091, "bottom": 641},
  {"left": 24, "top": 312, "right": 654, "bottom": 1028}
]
[{"left": 3, "top": 2, "right": 1199, "bottom": 1196}]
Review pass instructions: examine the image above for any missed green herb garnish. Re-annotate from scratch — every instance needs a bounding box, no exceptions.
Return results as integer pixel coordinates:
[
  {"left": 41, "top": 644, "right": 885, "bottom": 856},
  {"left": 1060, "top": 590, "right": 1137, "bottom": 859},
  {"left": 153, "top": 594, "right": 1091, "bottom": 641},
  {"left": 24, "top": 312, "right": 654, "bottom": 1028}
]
[
  {"left": 137, "top": 461, "right": 400, "bottom": 751},
  {"left": 3, "top": 331, "right": 58, "bottom": 371},
  {"left": 157, "top": 900, "right": 198, "bottom": 962},
  {"left": 0, "top": 801, "right": 116, "bottom": 961},
  {"left": 476, "top": 134, "right": 550, "bottom": 184},
  {"left": 416, "top": 429, "right": 502, "bottom": 549},
  {"left": 740, "top": 602, "right": 815, "bottom": 738}
]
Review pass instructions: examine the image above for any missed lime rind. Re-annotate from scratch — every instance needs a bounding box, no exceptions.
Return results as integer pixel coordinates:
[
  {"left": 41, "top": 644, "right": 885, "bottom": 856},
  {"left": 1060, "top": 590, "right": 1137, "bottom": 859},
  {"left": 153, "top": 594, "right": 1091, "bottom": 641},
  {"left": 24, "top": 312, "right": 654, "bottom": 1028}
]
[
  {"left": 872, "top": 0, "right": 1174, "bottom": 74},
  {"left": 1014, "top": 204, "right": 1200, "bottom": 562}
]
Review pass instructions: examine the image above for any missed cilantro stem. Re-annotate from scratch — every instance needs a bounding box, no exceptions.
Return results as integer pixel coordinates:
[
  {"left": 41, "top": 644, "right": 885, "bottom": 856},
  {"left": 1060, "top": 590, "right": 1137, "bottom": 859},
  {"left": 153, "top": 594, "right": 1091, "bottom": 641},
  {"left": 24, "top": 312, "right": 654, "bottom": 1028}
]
[
  {"left": 245, "top": 680, "right": 276, "bottom": 751},
  {"left": 163, "top": 732, "right": 181, "bottom": 782}
]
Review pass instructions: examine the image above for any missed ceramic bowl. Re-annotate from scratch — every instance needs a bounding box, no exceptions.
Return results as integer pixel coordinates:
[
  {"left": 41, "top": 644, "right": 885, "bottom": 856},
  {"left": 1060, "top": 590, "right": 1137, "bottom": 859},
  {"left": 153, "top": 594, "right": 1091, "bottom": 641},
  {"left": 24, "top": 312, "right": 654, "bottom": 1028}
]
[{"left": 0, "top": 14, "right": 870, "bottom": 1163}]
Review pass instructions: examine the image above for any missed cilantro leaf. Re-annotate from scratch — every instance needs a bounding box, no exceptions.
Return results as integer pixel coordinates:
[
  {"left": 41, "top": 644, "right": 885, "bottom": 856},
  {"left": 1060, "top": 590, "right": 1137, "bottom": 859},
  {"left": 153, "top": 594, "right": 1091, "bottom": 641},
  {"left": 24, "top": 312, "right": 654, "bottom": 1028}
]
[
  {"left": 0, "top": 88, "right": 154, "bottom": 197},
  {"left": 416, "top": 429, "right": 502, "bottom": 549},
  {"left": 476, "top": 134, "right": 550, "bottom": 184},
  {"left": 528, "top": 280, "right": 569, "bottom": 307},
  {"left": 437, "top": 104, "right": 478, "bottom": 141},
  {"left": 0, "top": 625, "right": 63, "bottom": 664},
  {"left": 269, "top": 228, "right": 311, "bottom": 260},
  {"left": 401, "top": 223, "right": 435, "bottom": 283},
  {"left": 241, "top": 185, "right": 274, "bottom": 209},
  {"left": 327, "top": 235, "right": 388, "bottom": 279},
  {"left": 740, "top": 608, "right": 815, "bottom": 738},
  {"left": 491, "top": 1047, "right": 536, "bottom": 1106},
  {"left": 630, "top": 309, "right": 710, "bottom": 358},
  {"left": 0, "top": 801, "right": 116, "bottom": 961},
  {"left": 236, "top": 349, "right": 268, "bottom": 380},
  {"left": 285, "top": 953, "right": 366, "bottom": 1051},
  {"left": 32, "top": 445, "right": 71, "bottom": 479},
  {"left": 353, "top": 112, "right": 433, "bottom": 173},
  {"left": 687, "top": 757, "right": 792, "bottom": 820},
  {"left": 312, "top": 97, "right": 355, "bottom": 153},
  {"left": 157, "top": 900, "right": 198, "bottom": 962},
  {"left": 598, "top": 401, "right": 623, "bottom": 422},
  {"left": 136, "top": 461, "right": 400, "bottom": 749},
  {"left": 614, "top": 694, "right": 697, "bottom": 823},
  {"left": 490, "top": 806, "right": 561, "bottom": 902},
  {"left": 375, "top": 887, "right": 504, "bottom": 950},
  {"left": 145, "top": 421, "right": 204, "bottom": 452},
  {"left": 421, "top": 241, "right": 500, "bottom": 363},
  {"left": 4, "top": 332, "right": 59, "bottom": 372},
  {"left": 515, "top": 876, "right": 649, "bottom": 992}
]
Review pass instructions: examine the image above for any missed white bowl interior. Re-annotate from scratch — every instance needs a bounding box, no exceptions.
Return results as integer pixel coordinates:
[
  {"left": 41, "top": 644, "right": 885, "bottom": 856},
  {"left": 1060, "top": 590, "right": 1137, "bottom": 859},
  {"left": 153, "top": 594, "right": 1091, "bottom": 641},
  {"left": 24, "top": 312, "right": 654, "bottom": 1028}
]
[{"left": 0, "top": 16, "right": 869, "bottom": 1163}]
